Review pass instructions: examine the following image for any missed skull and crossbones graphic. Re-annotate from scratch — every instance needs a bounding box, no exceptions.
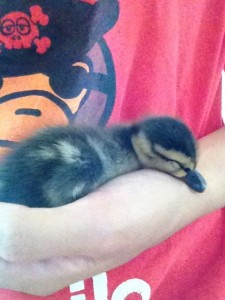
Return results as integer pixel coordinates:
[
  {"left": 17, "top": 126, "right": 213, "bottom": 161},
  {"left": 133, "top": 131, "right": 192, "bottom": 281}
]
[{"left": 0, "top": 5, "right": 51, "bottom": 54}]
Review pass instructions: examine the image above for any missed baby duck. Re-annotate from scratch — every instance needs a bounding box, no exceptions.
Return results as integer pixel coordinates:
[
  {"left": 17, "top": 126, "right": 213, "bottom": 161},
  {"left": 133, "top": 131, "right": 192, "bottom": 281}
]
[{"left": 0, "top": 117, "right": 206, "bottom": 208}]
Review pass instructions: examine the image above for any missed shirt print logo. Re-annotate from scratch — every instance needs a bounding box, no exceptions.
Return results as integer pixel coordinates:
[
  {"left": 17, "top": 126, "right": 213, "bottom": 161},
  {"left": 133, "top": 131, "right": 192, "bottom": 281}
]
[
  {"left": 70, "top": 272, "right": 152, "bottom": 300},
  {"left": 0, "top": 5, "right": 51, "bottom": 54}
]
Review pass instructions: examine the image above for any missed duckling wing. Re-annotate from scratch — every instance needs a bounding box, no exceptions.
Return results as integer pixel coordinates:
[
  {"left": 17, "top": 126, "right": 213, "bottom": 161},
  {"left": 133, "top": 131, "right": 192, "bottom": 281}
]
[{"left": 41, "top": 155, "right": 104, "bottom": 207}]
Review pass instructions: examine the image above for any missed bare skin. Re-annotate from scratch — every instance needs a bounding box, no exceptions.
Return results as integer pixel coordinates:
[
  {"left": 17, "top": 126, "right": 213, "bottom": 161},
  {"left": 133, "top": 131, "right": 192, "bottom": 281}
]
[{"left": 0, "top": 127, "right": 225, "bottom": 296}]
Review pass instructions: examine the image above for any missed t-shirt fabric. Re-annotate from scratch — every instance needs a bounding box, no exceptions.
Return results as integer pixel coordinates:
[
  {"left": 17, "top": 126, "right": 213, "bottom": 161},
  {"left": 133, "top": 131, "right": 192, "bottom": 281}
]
[{"left": 1, "top": 1, "right": 225, "bottom": 299}]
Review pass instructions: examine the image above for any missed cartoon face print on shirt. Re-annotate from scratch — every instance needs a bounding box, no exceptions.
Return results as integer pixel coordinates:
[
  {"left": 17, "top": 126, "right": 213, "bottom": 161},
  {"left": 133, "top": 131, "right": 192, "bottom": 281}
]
[{"left": 0, "top": 0, "right": 119, "bottom": 156}]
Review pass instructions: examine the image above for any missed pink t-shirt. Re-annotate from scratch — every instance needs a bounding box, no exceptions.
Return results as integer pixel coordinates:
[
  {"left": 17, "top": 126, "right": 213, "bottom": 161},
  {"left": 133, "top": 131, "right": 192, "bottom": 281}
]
[{"left": 1, "top": 1, "right": 225, "bottom": 299}]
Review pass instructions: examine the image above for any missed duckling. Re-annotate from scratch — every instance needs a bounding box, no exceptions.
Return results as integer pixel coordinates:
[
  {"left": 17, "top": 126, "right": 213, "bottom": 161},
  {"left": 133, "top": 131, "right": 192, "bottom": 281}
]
[{"left": 0, "top": 117, "right": 206, "bottom": 208}]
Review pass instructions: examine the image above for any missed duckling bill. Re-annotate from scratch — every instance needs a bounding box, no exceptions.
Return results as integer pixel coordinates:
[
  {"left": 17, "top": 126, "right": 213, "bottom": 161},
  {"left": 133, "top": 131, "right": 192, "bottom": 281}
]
[
  {"left": 0, "top": 117, "right": 206, "bottom": 208},
  {"left": 183, "top": 170, "right": 206, "bottom": 193}
]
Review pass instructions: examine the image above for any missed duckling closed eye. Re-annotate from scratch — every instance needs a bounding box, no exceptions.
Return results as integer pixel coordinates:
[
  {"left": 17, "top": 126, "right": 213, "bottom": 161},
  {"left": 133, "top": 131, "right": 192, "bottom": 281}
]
[{"left": 0, "top": 117, "right": 206, "bottom": 208}]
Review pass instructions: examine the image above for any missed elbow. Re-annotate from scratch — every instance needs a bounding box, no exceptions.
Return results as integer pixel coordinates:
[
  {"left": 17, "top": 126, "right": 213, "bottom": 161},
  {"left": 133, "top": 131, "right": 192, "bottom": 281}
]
[{"left": 0, "top": 243, "right": 22, "bottom": 263}]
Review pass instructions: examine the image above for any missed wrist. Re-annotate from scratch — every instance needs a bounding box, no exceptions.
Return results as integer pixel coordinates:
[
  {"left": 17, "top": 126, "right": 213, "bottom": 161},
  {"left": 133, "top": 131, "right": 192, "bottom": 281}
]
[{"left": 197, "top": 128, "right": 225, "bottom": 211}]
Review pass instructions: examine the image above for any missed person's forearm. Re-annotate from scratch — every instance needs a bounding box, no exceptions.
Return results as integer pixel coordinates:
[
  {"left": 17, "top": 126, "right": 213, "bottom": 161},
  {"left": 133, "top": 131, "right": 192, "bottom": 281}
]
[
  {"left": 2, "top": 170, "right": 202, "bottom": 262},
  {"left": 1, "top": 127, "right": 225, "bottom": 264}
]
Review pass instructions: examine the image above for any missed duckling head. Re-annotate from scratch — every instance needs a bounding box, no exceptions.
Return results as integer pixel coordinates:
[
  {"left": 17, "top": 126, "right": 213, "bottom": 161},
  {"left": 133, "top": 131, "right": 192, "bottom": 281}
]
[{"left": 131, "top": 117, "right": 206, "bottom": 193}]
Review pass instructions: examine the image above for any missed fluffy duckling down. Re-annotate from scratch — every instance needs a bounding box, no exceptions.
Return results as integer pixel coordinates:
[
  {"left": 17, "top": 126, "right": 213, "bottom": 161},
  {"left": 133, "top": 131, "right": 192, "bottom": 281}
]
[{"left": 0, "top": 117, "right": 206, "bottom": 208}]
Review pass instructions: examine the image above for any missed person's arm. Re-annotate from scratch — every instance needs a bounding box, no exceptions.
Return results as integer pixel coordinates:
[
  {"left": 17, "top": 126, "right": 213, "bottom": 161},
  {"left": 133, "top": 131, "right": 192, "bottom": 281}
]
[{"left": 0, "top": 126, "right": 225, "bottom": 296}]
